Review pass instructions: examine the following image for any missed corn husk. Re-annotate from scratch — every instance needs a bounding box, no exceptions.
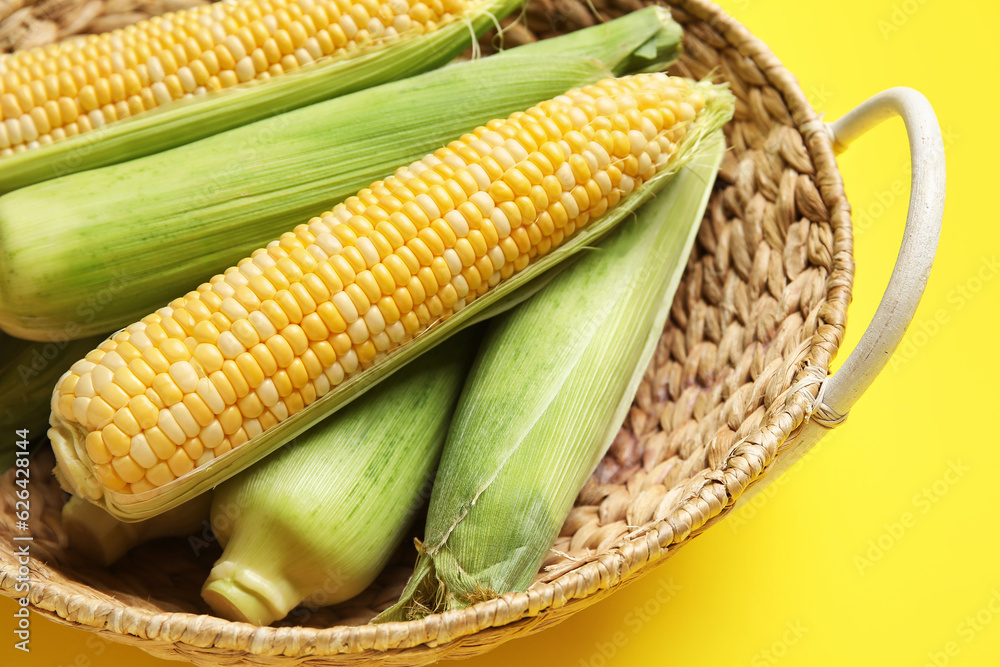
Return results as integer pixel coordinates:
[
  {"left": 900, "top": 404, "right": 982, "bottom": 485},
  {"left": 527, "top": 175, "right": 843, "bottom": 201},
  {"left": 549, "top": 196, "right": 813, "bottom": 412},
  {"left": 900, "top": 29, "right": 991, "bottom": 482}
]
[
  {"left": 0, "top": 330, "right": 106, "bottom": 470},
  {"left": 0, "top": 0, "right": 527, "bottom": 194},
  {"left": 61, "top": 493, "right": 211, "bottom": 566},
  {"left": 0, "top": 7, "right": 683, "bottom": 341},
  {"left": 200, "top": 328, "right": 480, "bottom": 626},
  {"left": 377, "top": 127, "right": 729, "bottom": 621}
]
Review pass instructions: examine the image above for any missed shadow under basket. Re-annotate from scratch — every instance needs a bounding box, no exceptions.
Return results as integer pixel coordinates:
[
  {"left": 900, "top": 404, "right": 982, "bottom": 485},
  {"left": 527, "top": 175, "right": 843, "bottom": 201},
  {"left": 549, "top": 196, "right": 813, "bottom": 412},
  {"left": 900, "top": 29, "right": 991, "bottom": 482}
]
[{"left": 0, "top": 0, "right": 855, "bottom": 664}]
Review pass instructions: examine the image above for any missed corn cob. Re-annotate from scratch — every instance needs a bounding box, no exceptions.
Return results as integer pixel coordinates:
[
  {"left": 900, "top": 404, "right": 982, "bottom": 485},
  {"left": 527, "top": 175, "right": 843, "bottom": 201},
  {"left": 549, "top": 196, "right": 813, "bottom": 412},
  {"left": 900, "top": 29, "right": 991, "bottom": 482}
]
[
  {"left": 50, "top": 72, "right": 728, "bottom": 521},
  {"left": 0, "top": 7, "right": 683, "bottom": 341},
  {"left": 0, "top": 0, "right": 525, "bottom": 192},
  {"left": 0, "top": 0, "right": 474, "bottom": 151},
  {"left": 377, "top": 128, "right": 729, "bottom": 621},
  {"left": 61, "top": 493, "right": 212, "bottom": 566},
  {"left": 0, "top": 330, "right": 108, "bottom": 470},
  {"left": 201, "top": 328, "right": 478, "bottom": 625}
]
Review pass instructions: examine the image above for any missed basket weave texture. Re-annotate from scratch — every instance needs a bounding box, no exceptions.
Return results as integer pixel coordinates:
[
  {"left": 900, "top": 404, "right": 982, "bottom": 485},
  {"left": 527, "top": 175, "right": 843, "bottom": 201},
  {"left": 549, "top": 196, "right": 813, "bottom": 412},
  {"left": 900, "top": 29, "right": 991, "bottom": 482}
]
[
  {"left": 0, "top": 0, "right": 854, "bottom": 664},
  {"left": 0, "top": 0, "right": 206, "bottom": 53}
]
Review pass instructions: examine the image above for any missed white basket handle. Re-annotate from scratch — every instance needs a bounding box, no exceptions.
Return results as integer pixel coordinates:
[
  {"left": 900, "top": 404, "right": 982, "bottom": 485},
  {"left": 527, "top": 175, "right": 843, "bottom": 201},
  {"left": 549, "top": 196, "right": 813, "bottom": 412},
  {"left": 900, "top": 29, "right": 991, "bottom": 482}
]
[
  {"left": 744, "top": 88, "right": 946, "bottom": 489},
  {"left": 814, "top": 87, "right": 946, "bottom": 423}
]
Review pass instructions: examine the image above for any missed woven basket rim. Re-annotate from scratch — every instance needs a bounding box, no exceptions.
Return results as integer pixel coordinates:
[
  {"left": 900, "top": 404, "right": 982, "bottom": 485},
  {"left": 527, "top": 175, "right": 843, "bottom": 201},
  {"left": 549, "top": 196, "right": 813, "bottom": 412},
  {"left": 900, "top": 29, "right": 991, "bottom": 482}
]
[{"left": 0, "top": 0, "right": 854, "bottom": 661}]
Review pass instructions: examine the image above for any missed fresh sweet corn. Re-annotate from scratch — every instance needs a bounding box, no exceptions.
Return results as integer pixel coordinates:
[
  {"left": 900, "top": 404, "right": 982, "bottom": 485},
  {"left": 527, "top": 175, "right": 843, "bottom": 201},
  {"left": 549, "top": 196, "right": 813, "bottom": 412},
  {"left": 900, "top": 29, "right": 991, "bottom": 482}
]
[
  {"left": 201, "top": 330, "right": 477, "bottom": 625},
  {"left": 50, "top": 72, "right": 728, "bottom": 520},
  {"left": 0, "top": 7, "right": 683, "bottom": 341},
  {"left": 0, "top": 0, "right": 525, "bottom": 191},
  {"left": 0, "top": 0, "right": 477, "bottom": 155},
  {"left": 378, "top": 128, "right": 729, "bottom": 621}
]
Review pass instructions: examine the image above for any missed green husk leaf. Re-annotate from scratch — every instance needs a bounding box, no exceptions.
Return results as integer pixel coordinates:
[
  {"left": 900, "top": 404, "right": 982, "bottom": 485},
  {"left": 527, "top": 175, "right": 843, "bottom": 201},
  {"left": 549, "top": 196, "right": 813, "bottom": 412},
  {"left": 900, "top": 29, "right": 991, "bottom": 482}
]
[
  {"left": 376, "top": 127, "right": 729, "bottom": 622},
  {"left": 508, "top": 6, "right": 682, "bottom": 76},
  {"left": 200, "top": 329, "right": 480, "bottom": 626},
  {"left": 0, "top": 7, "right": 683, "bottom": 341},
  {"left": 0, "top": 0, "right": 527, "bottom": 194},
  {"left": 0, "top": 330, "right": 107, "bottom": 470}
]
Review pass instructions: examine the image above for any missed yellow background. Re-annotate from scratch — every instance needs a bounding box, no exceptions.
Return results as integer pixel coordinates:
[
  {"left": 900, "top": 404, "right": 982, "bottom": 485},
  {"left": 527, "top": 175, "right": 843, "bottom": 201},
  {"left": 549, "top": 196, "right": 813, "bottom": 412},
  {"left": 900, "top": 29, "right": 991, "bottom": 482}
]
[{"left": 4, "top": 0, "right": 998, "bottom": 664}]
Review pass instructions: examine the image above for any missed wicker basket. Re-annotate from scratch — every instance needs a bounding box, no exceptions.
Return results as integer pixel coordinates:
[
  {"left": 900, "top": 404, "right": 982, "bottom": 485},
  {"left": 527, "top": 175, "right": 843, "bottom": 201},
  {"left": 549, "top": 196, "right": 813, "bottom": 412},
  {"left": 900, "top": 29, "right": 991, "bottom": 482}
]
[{"left": 0, "top": 0, "right": 945, "bottom": 664}]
